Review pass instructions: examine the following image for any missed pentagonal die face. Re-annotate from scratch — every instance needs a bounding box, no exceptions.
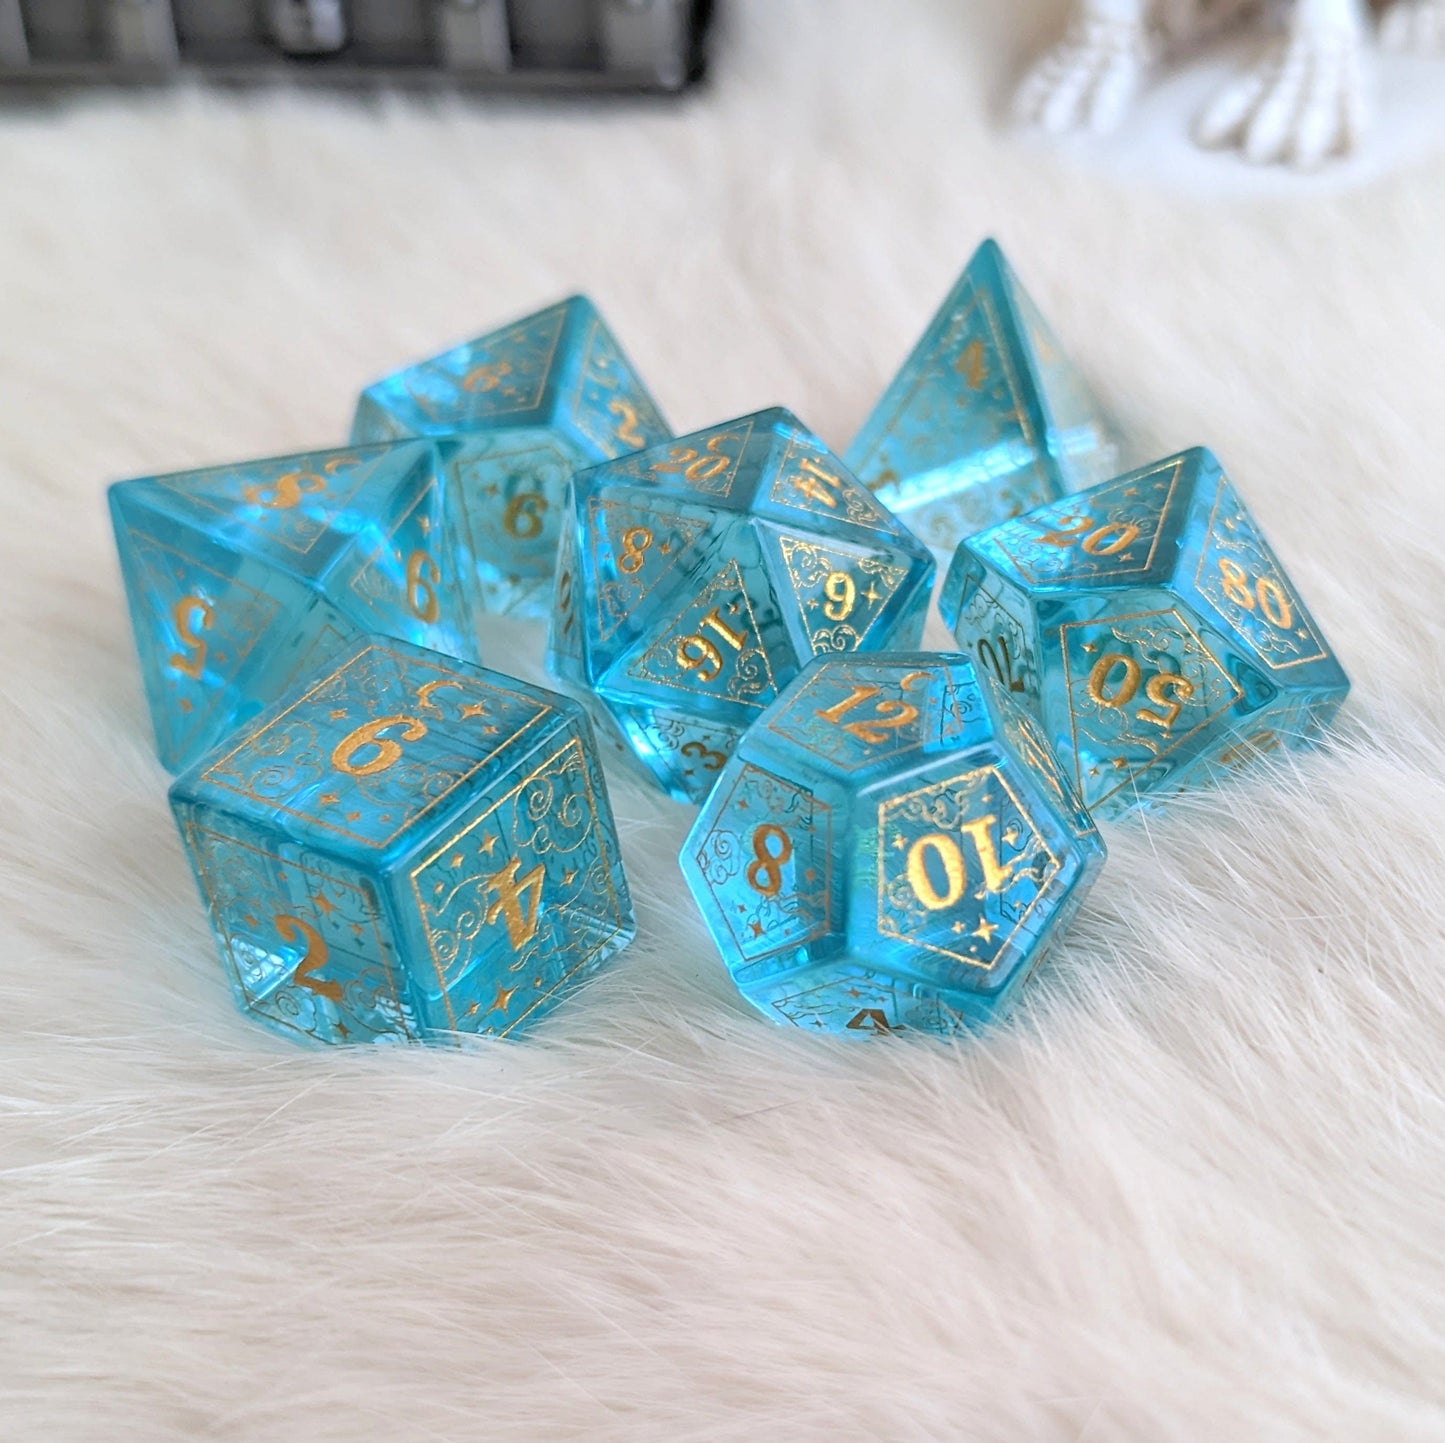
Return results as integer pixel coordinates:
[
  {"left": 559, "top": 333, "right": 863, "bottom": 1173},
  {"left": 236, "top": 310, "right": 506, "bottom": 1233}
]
[
  {"left": 680, "top": 654, "right": 1104, "bottom": 1037},
  {"left": 844, "top": 239, "right": 1122, "bottom": 564},
  {"left": 548, "top": 408, "right": 937, "bottom": 804},
  {"left": 170, "top": 638, "right": 634, "bottom": 1046},
  {"left": 941, "top": 449, "right": 1350, "bottom": 819},
  {"left": 110, "top": 440, "right": 479, "bottom": 773},
  {"left": 352, "top": 296, "right": 671, "bottom": 618}
]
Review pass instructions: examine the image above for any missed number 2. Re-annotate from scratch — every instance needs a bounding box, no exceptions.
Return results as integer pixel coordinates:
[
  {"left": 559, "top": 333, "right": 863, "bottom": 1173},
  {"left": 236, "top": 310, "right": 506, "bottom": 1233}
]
[
  {"left": 169, "top": 594, "right": 212, "bottom": 680},
  {"left": 275, "top": 914, "right": 343, "bottom": 1003}
]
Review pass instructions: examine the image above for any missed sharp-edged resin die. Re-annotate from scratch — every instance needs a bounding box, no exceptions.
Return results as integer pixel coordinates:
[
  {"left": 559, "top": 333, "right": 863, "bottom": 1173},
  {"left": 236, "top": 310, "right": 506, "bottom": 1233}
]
[
  {"left": 680, "top": 653, "right": 1105, "bottom": 1036},
  {"left": 845, "top": 239, "right": 1124, "bottom": 563},
  {"left": 939, "top": 447, "right": 1351, "bottom": 819},
  {"left": 352, "top": 296, "right": 671, "bottom": 618},
  {"left": 170, "top": 637, "right": 634, "bottom": 1045},
  {"left": 546, "top": 407, "right": 937, "bottom": 804},
  {"left": 111, "top": 440, "right": 479, "bottom": 774}
]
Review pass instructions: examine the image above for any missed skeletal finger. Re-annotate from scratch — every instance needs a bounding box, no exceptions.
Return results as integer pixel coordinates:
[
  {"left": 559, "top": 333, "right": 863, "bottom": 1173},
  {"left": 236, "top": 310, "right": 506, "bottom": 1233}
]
[
  {"left": 1084, "top": 49, "right": 1141, "bottom": 135},
  {"left": 1290, "top": 47, "right": 1344, "bottom": 169},
  {"left": 1340, "top": 41, "right": 1370, "bottom": 151},
  {"left": 1243, "top": 46, "right": 1306, "bottom": 165},
  {"left": 1196, "top": 59, "right": 1272, "bottom": 148},
  {"left": 1013, "top": 46, "right": 1074, "bottom": 123},
  {"left": 1040, "top": 45, "right": 1106, "bottom": 133}
]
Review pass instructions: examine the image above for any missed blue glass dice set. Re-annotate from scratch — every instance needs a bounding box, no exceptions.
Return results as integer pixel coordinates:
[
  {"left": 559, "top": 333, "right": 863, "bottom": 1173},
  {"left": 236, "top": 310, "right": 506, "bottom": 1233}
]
[{"left": 110, "top": 243, "right": 1348, "bottom": 1045}]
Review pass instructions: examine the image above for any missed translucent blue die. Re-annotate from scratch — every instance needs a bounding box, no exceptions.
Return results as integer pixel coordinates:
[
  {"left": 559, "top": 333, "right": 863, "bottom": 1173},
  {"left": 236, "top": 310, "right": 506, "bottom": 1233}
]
[
  {"left": 546, "top": 407, "right": 937, "bottom": 804},
  {"left": 111, "top": 440, "right": 479, "bottom": 774},
  {"left": 170, "top": 637, "right": 634, "bottom": 1045},
  {"left": 351, "top": 296, "right": 671, "bottom": 618},
  {"left": 845, "top": 238, "right": 1124, "bottom": 564},
  {"left": 940, "top": 447, "right": 1351, "bottom": 820},
  {"left": 680, "top": 653, "right": 1106, "bottom": 1036}
]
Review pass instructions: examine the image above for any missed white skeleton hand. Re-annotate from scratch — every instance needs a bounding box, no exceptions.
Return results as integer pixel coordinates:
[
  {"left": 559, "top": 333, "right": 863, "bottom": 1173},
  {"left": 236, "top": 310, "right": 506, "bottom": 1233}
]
[
  {"left": 1014, "top": 0, "right": 1155, "bottom": 136},
  {"left": 1379, "top": 0, "right": 1445, "bottom": 52},
  {"left": 1195, "top": 0, "right": 1368, "bottom": 168}
]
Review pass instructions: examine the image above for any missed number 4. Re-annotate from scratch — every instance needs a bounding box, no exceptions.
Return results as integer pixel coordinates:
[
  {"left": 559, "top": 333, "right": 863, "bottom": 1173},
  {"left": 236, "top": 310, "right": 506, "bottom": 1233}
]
[{"left": 485, "top": 858, "right": 545, "bottom": 951}]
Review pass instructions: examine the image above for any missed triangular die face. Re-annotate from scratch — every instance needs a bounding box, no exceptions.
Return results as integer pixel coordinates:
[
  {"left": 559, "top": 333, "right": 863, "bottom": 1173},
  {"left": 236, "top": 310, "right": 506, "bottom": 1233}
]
[
  {"left": 988, "top": 452, "right": 1196, "bottom": 590},
  {"left": 622, "top": 556, "right": 780, "bottom": 712},
  {"left": 586, "top": 492, "right": 714, "bottom": 644},
  {"left": 119, "top": 527, "right": 284, "bottom": 769},
  {"left": 844, "top": 245, "right": 1050, "bottom": 510},
  {"left": 367, "top": 301, "right": 571, "bottom": 434},
  {"left": 335, "top": 461, "right": 476, "bottom": 661},
  {"left": 1187, "top": 468, "right": 1333, "bottom": 675},
  {"left": 764, "top": 529, "right": 909, "bottom": 655},
  {"left": 566, "top": 310, "right": 672, "bottom": 460},
  {"left": 1003, "top": 261, "right": 1122, "bottom": 494},
  {"left": 588, "top": 414, "right": 759, "bottom": 504},
  {"left": 149, "top": 445, "right": 396, "bottom": 569},
  {"left": 607, "top": 699, "right": 746, "bottom": 805},
  {"left": 762, "top": 425, "right": 901, "bottom": 537}
]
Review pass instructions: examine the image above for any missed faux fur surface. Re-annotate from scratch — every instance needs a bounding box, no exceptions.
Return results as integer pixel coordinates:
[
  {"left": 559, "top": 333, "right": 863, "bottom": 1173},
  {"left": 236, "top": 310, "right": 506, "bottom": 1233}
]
[{"left": 2, "top": 2, "right": 1444, "bottom": 1438}]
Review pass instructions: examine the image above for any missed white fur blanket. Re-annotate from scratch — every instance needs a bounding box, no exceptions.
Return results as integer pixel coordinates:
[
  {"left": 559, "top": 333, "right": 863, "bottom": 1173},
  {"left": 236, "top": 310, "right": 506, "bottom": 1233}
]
[{"left": 2, "top": 2, "right": 1443, "bottom": 1437}]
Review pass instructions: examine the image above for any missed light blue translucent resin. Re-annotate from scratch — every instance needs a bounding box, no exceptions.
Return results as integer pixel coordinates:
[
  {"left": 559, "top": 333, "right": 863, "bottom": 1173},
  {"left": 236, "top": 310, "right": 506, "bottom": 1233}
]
[
  {"left": 846, "top": 239, "right": 1124, "bottom": 563},
  {"left": 170, "top": 637, "right": 634, "bottom": 1046},
  {"left": 546, "top": 407, "right": 937, "bottom": 804},
  {"left": 939, "top": 447, "right": 1351, "bottom": 819},
  {"left": 352, "top": 296, "right": 670, "bottom": 618},
  {"left": 679, "top": 653, "right": 1106, "bottom": 1036},
  {"left": 110, "top": 440, "right": 480, "bottom": 774}
]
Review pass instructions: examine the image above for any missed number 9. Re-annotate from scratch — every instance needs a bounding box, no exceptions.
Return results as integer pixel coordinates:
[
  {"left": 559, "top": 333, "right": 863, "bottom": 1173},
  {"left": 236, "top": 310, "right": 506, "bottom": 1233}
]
[{"left": 822, "top": 570, "right": 856, "bottom": 621}]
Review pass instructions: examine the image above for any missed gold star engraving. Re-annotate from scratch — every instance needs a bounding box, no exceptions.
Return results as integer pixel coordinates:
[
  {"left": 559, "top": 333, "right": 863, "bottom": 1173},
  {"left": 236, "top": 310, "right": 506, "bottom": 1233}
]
[
  {"left": 419, "top": 516, "right": 431, "bottom": 534},
  {"left": 1122, "top": 487, "right": 1138, "bottom": 497},
  {"left": 493, "top": 982, "right": 518, "bottom": 1013},
  {"left": 314, "top": 894, "right": 337, "bottom": 919},
  {"left": 317, "top": 792, "right": 339, "bottom": 807},
  {"left": 345, "top": 811, "right": 361, "bottom": 822},
  {"left": 459, "top": 702, "right": 489, "bottom": 719},
  {"left": 450, "top": 852, "right": 464, "bottom": 868},
  {"left": 892, "top": 834, "right": 906, "bottom": 850},
  {"left": 562, "top": 869, "right": 578, "bottom": 887},
  {"left": 479, "top": 833, "right": 499, "bottom": 857},
  {"left": 973, "top": 919, "right": 998, "bottom": 943},
  {"left": 329, "top": 708, "right": 349, "bottom": 721},
  {"left": 862, "top": 584, "right": 881, "bottom": 604},
  {"left": 749, "top": 920, "right": 765, "bottom": 937}
]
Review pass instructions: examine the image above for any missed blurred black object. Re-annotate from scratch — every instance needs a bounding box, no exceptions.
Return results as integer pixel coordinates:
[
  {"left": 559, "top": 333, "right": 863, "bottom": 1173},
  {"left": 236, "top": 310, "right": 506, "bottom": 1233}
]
[{"left": 0, "top": 0, "right": 715, "bottom": 92}]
